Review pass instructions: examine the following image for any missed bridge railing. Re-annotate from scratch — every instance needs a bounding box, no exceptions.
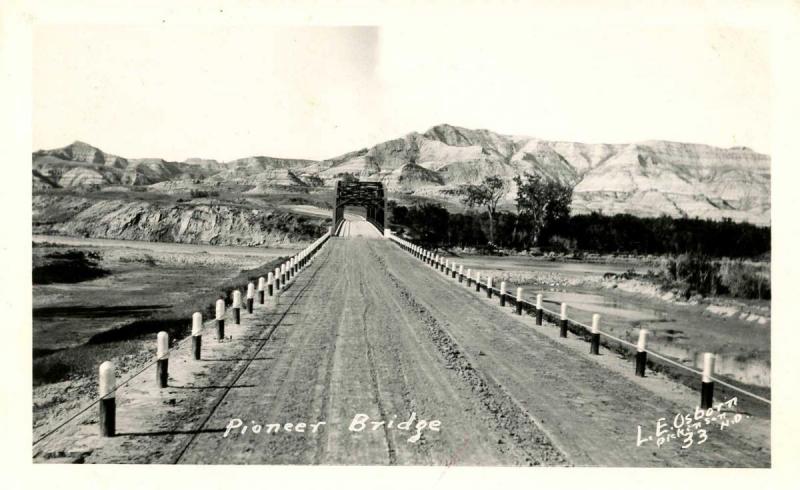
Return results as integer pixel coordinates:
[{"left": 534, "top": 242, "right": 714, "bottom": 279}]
[
  {"left": 33, "top": 228, "right": 333, "bottom": 450},
  {"left": 386, "top": 232, "right": 771, "bottom": 410},
  {"left": 366, "top": 216, "right": 384, "bottom": 235}
]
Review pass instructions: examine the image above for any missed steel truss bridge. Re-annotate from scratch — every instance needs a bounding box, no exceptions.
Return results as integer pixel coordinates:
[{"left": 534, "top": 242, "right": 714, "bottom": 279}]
[{"left": 332, "top": 181, "right": 386, "bottom": 235}]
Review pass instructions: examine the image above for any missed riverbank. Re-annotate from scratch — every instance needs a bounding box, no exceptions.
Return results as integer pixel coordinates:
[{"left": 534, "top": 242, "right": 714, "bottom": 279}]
[{"left": 451, "top": 253, "right": 770, "bottom": 388}]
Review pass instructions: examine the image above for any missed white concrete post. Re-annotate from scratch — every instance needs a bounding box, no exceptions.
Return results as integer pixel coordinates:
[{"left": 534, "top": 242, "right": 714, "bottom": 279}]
[
  {"left": 635, "top": 329, "right": 648, "bottom": 376},
  {"left": 232, "top": 289, "right": 242, "bottom": 324},
  {"left": 559, "top": 302, "right": 568, "bottom": 337},
  {"left": 157, "top": 331, "right": 169, "bottom": 358},
  {"left": 486, "top": 276, "right": 493, "bottom": 298},
  {"left": 701, "top": 352, "right": 716, "bottom": 408},
  {"left": 267, "top": 272, "right": 275, "bottom": 297},
  {"left": 191, "top": 312, "right": 202, "bottom": 360},
  {"left": 156, "top": 331, "right": 169, "bottom": 387},
  {"left": 515, "top": 287, "right": 523, "bottom": 314},
  {"left": 590, "top": 313, "right": 600, "bottom": 354},
  {"left": 499, "top": 281, "right": 507, "bottom": 306},
  {"left": 98, "top": 361, "right": 116, "bottom": 436},
  {"left": 637, "top": 329, "right": 648, "bottom": 352},
  {"left": 258, "top": 277, "right": 265, "bottom": 304},
  {"left": 215, "top": 298, "right": 225, "bottom": 340},
  {"left": 535, "top": 293, "right": 543, "bottom": 324},
  {"left": 702, "top": 353, "right": 715, "bottom": 383},
  {"left": 192, "top": 312, "right": 202, "bottom": 336},
  {"left": 246, "top": 282, "right": 255, "bottom": 313},
  {"left": 99, "top": 361, "right": 115, "bottom": 397}
]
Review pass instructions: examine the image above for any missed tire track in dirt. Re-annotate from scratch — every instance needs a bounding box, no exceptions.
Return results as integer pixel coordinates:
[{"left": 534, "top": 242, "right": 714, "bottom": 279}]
[
  {"left": 250, "top": 245, "right": 347, "bottom": 464},
  {"left": 359, "top": 241, "right": 524, "bottom": 465},
  {"left": 316, "top": 238, "right": 404, "bottom": 464},
  {"left": 222, "top": 244, "right": 349, "bottom": 464},
  {"left": 365, "top": 242, "right": 568, "bottom": 466},
  {"left": 309, "top": 262, "right": 349, "bottom": 464},
  {"left": 357, "top": 278, "right": 398, "bottom": 464}
]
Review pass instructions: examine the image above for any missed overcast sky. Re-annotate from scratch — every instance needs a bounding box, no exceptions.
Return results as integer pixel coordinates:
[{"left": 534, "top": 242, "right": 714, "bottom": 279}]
[{"left": 33, "top": 24, "right": 770, "bottom": 161}]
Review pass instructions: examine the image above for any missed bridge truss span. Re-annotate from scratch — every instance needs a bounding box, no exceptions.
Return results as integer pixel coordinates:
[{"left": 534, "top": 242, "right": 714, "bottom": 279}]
[{"left": 333, "top": 180, "right": 386, "bottom": 235}]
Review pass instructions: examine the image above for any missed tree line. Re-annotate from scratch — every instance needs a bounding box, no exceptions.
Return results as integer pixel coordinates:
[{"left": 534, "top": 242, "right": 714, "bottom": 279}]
[{"left": 389, "top": 175, "right": 770, "bottom": 259}]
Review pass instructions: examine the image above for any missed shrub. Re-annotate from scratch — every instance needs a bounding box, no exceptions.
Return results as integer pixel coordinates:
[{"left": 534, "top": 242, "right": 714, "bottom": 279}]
[
  {"left": 33, "top": 250, "right": 110, "bottom": 284},
  {"left": 651, "top": 255, "right": 770, "bottom": 300},
  {"left": 190, "top": 189, "right": 219, "bottom": 198},
  {"left": 652, "top": 253, "right": 723, "bottom": 298},
  {"left": 546, "top": 235, "right": 576, "bottom": 254},
  {"left": 719, "top": 261, "right": 771, "bottom": 300},
  {"left": 118, "top": 254, "right": 157, "bottom": 267},
  {"left": 32, "top": 358, "right": 72, "bottom": 385}
]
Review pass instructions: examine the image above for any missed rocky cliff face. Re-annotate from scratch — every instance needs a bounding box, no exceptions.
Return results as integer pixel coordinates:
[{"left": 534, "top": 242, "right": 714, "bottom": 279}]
[
  {"left": 570, "top": 141, "right": 770, "bottom": 223},
  {"left": 33, "top": 125, "right": 771, "bottom": 225},
  {"left": 32, "top": 142, "right": 220, "bottom": 188},
  {"left": 32, "top": 195, "right": 327, "bottom": 247},
  {"left": 317, "top": 124, "right": 770, "bottom": 225}
]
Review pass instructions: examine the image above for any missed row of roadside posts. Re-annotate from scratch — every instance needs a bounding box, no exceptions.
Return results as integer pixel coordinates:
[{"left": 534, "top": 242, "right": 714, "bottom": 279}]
[
  {"left": 97, "top": 231, "right": 331, "bottom": 437},
  {"left": 387, "top": 234, "right": 719, "bottom": 412}
]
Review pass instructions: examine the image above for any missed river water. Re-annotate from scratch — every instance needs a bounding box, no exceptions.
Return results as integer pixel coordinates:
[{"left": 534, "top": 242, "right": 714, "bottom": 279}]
[
  {"left": 458, "top": 255, "right": 771, "bottom": 388},
  {"left": 33, "top": 234, "right": 301, "bottom": 257}
]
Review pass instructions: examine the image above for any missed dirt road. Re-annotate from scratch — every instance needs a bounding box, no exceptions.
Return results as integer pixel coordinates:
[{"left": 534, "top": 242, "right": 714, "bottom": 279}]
[{"left": 34, "top": 219, "right": 770, "bottom": 466}]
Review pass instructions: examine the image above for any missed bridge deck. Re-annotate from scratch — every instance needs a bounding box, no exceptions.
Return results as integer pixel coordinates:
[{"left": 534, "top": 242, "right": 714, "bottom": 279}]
[{"left": 335, "top": 214, "right": 384, "bottom": 239}]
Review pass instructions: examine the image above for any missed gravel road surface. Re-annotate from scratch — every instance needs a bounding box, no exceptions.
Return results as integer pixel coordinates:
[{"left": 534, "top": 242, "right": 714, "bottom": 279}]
[{"left": 34, "top": 218, "right": 769, "bottom": 466}]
